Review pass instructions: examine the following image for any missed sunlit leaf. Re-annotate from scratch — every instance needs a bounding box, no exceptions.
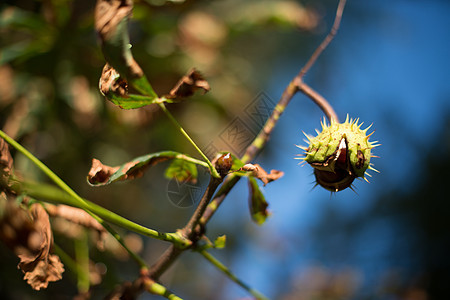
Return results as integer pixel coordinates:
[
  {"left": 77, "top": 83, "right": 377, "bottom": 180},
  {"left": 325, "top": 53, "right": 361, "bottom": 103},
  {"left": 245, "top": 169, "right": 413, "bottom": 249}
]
[
  {"left": 164, "top": 159, "right": 198, "bottom": 184},
  {"left": 247, "top": 176, "right": 270, "bottom": 225}
]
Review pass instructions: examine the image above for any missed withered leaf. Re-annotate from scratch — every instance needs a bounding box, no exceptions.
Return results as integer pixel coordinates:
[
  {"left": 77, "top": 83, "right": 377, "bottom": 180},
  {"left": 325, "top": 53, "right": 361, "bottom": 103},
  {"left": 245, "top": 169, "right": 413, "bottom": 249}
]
[
  {"left": 100, "top": 64, "right": 128, "bottom": 98},
  {"left": 0, "top": 200, "right": 64, "bottom": 290},
  {"left": 238, "top": 163, "right": 284, "bottom": 186},
  {"left": 167, "top": 68, "right": 210, "bottom": 99},
  {"left": 95, "top": 0, "right": 148, "bottom": 87},
  {"left": 88, "top": 151, "right": 195, "bottom": 186},
  {"left": 88, "top": 158, "right": 120, "bottom": 185},
  {"left": 95, "top": 0, "right": 133, "bottom": 44},
  {"left": 99, "top": 64, "right": 160, "bottom": 109},
  {"left": 87, "top": 157, "right": 160, "bottom": 186},
  {"left": 18, "top": 204, "right": 64, "bottom": 290}
]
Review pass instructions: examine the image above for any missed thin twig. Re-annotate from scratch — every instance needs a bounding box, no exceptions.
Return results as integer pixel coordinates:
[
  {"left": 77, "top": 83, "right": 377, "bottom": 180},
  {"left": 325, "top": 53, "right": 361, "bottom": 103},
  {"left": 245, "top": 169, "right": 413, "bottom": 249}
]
[
  {"left": 297, "top": 0, "right": 347, "bottom": 79},
  {"left": 159, "top": 102, "right": 221, "bottom": 178},
  {"left": 296, "top": 81, "right": 339, "bottom": 122},
  {"left": 199, "top": 250, "right": 269, "bottom": 300}
]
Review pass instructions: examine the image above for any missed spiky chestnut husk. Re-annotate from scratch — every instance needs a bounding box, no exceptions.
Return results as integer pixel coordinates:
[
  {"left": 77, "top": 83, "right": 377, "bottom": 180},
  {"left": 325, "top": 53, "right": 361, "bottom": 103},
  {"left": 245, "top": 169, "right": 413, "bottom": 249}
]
[{"left": 297, "top": 116, "right": 378, "bottom": 192}]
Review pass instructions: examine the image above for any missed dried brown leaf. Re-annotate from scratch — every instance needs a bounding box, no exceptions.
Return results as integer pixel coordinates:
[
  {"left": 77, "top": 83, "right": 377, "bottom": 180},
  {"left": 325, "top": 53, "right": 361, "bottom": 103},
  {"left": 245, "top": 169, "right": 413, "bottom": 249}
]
[
  {"left": 88, "top": 154, "right": 170, "bottom": 186},
  {"left": 95, "top": 0, "right": 144, "bottom": 79},
  {"left": 88, "top": 158, "right": 120, "bottom": 185},
  {"left": 19, "top": 204, "right": 64, "bottom": 290},
  {"left": 167, "top": 68, "right": 210, "bottom": 99},
  {"left": 0, "top": 200, "right": 64, "bottom": 290},
  {"left": 95, "top": 0, "right": 133, "bottom": 43},
  {"left": 238, "top": 163, "right": 284, "bottom": 186},
  {"left": 99, "top": 64, "right": 128, "bottom": 97}
]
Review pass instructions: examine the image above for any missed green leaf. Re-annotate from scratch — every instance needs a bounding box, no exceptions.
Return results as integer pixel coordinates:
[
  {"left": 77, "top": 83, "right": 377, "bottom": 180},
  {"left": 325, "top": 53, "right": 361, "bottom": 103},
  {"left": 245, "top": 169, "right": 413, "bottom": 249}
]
[
  {"left": 213, "top": 235, "right": 226, "bottom": 249},
  {"left": 164, "top": 159, "right": 198, "bottom": 184},
  {"left": 106, "top": 92, "right": 160, "bottom": 110},
  {"left": 247, "top": 177, "right": 270, "bottom": 225},
  {"left": 88, "top": 151, "right": 207, "bottom": 186}
]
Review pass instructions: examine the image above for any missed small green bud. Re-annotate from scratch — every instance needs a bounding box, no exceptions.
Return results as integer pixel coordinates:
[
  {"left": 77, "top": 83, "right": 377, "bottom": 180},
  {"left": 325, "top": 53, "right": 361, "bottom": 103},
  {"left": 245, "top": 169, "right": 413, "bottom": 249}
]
[{"left": 297, "top": 115, "right": 379, "bottom": 192}]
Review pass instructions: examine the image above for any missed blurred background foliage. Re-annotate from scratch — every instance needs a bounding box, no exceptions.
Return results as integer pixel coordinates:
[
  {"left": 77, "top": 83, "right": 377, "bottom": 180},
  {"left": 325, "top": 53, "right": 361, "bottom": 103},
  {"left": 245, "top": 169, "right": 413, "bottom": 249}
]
[{"left": 1, "top": 0, "right": 450, "bottom": 299}]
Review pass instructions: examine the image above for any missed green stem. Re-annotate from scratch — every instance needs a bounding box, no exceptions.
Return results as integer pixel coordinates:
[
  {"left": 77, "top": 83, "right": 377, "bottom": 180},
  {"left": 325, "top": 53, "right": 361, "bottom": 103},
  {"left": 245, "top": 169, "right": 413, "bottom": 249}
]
[
  {"left": 53, "top": 243, "right": 90, "bottom": 288},
  {"left": 158, "top": 102, "right": 220, "bottom": 178},
  {"left": 143, "top": 279, "right": 184, "bottom": 300},
  {"left": 199, "top": 250, "right": 270, "bottom": 300},
  {"left": 170, "top": 152, "right": 209, "bottom": 169},
  {"left": 74, "top": 231, "right": 90, "bottom": 293}
]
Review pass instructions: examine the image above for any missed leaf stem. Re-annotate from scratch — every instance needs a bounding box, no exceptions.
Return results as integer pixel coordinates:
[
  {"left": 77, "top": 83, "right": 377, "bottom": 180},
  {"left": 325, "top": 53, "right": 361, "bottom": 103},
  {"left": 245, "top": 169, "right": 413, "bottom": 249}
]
[
  {"left": 53, "top": 243, "right": 90, "bottom": 289},
  {"left": 158, "top": 102, "right": 220, "bottom": 178},
  {"left": 143, "top": 277, "right": 184, "bottom": 300},
  {"left": 199, "top": 250, "right": 269, "bottom": 300}
]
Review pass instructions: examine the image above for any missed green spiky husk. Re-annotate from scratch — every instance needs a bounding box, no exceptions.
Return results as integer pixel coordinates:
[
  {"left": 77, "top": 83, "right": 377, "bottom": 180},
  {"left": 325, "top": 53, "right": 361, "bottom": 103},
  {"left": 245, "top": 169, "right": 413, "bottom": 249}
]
[{"left": 298, "top": 116, "right": 378, "bottom": 192}]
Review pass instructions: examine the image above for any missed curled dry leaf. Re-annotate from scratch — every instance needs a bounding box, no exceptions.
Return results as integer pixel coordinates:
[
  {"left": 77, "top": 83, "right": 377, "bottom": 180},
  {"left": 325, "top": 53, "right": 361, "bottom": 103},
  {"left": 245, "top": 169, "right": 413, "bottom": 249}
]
[
  {"left": 0, "top": 199, "right": 64, "bottom": 290},
  {"left": 100, "top": 64, "right": 128, "bottom": 98},
  {"left": 95, "top": 0, "right": 144, "bottom": 79},
  {"left": 238, "top": 163, "right": 284, "bottom": 186},
  {"left": 166, "top": 68, "right": 210, "bottom": 100},
  {"left": 95, "top": 0, "right": 133, "bottom": 42},
  {"left": 88, "top": 158, "right": 150, "bottom": 186},
  {"left": 88, "top": 152, "right": 185, "bottom": 186},
  {"left": 88, "top": 158, "right": 120, "bottom": 185},
  {"left": 45, "top": 204, "right": 107, "bottom": 249}
]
